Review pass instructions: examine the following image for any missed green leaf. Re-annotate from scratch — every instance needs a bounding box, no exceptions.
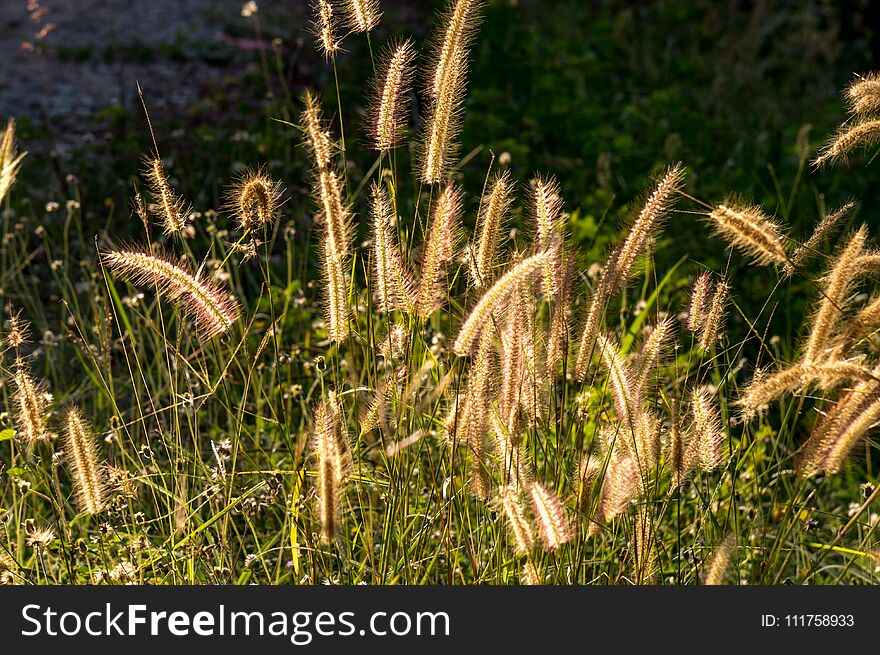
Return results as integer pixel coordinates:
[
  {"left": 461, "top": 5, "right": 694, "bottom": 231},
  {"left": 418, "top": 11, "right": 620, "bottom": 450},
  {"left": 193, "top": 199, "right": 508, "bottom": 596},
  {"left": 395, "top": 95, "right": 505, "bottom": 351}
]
[{"left": 0, "top": 429, "right": 14, "bottom": 442}]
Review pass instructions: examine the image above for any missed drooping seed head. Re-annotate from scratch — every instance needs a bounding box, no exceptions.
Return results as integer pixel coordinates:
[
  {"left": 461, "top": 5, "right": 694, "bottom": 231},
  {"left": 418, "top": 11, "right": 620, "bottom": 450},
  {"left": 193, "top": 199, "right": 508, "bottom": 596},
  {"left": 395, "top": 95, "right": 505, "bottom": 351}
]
[
  {"left": 708, "top": 202, "right": 788, "bottom": 267},
  {"left": 703, "top": 534, "right": 736, "bottom": 585},
  {"left": 102, "top": 247, "right": 240, "bottom": 338},
  {"left": 496, "top": 485, "right": 535, "bottom": 555},
  {"left": 846, "top": 72, "right": 880, "bottom": 115},
  {"left": 813, "top": 119, "right": 880, "bottom": 168},
  {"left": 453, "top": 250, "right": 552, "bottom": 355}
]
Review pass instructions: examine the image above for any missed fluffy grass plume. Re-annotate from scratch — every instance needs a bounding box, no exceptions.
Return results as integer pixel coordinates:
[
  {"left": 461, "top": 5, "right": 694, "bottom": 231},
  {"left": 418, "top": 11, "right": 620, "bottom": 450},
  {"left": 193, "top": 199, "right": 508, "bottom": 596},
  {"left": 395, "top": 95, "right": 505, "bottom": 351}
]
[
  {"left": 312, "top": 0, "right": 340, "bottom": 60},
  {"left": 453, "top": 250, "right": 552, "bottom": 355},
  {"left": 546, "top": 256, "right": 573, "bottom": 379},
  {"left": 529, "top": 482, "right": 571, "bottom": 551},
  {"left": 370, "top": 39, "right": 416, "bottom": 152},
  {"left": 708, "top": 202, "right": 788, "bottom": 266},
  {"left": 312, "top": 398, "right": 352, "bottom": 543},
  {"left": 574, "top": 165, "right": 684, "bottom": 379},
  {"left": 12, "top": 360, "right": 50, "bottom": 446},
  {"left": 143, "top": 156, "right": 189, "bottom": 236},
  {"left": 786, "top": 200, "right": 855, "bottom": 274},
  {"left": 813, "top": 119, "right": 880, "bottom": 168},
  {"left": 703, "top": 534, "right": 736, "bottom": 585},
  {"left": 469, "top": 171, "right": 514, "bottom": 288},
  {"left": 101, "top": 248, "right": 240, "bottom": 337},
  {"left": 798, "top": 375, "right": 880, "bottom": 478},
  {"left": 605, "top": 163, "right": 684, "bottom": 292},
  {"left": 846, "top": 72, "right": 880, "bottom": 115},
  {"left": 691, "top": 386, "right": 725, "bottom": 472},
  {"left": 226, "top": 167, "right": 284, "bottom": 232},
  {"left": 321, "top": 237, "right": 351, "bottom": 342},
  {"left": 415, "top": 184, "right": 462, "bottom": 319},
  {"left": 300, "top": 90, "right": 334, "bottom": 171},
  {"left": 64, "top": 408, "right": 106, "bottom": 515},
  {"left": 497, "top": 485, "right": 535, "bottom": 555},
  {"left": 739, "top": 361, "right": 870, "bottom": 422},
  {"left": 344, "top": 0, "right": 381, "bottom": 33},
  {"left": 370, "top": 182, "right": 415, "bottom": 313},
  {"left": 0, "top": 118, "right": 26, "bottom": 204},
  {"left": 421, "top": 0, "right": 484, "bottom": 183},
  {"left": 698, "top": 278, "right": 729, "bottom": 351},
  {"left": 802, "top": 227, "right": 867, "bottom": 363}
]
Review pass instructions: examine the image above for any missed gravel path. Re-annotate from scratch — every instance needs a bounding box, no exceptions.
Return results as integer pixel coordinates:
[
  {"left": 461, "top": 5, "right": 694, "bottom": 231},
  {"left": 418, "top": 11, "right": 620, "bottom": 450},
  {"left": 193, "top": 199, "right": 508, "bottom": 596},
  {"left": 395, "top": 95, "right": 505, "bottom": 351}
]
[{"left": 0, "top": 0, "right": 277, "bottom": 153}]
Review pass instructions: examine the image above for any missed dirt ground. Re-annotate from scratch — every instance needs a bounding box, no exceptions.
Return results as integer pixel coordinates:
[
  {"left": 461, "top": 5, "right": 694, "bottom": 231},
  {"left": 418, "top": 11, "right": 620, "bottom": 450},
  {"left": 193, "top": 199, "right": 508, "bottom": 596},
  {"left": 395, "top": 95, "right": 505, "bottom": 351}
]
[{"left": 0, "top": 0, "right": 304, "bottom": 154}]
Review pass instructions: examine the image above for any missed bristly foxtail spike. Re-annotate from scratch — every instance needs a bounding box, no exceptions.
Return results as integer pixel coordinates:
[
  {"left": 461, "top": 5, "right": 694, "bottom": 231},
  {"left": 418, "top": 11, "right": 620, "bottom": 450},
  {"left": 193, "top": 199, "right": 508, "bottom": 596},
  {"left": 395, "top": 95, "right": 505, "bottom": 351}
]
[
  {"left": 420, "top": 0, "right": 485, "bottom": 184},
  {"left": 369, "top": 39, "right": 416, "bottom": 152},
  {"left": 102, "top": 247, "right": 240, "bottom": 338},
  {"left": 65, "top": 408, "right": 107, "bottom": 515}
]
